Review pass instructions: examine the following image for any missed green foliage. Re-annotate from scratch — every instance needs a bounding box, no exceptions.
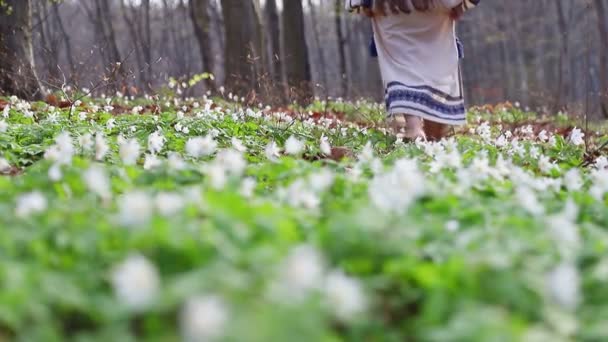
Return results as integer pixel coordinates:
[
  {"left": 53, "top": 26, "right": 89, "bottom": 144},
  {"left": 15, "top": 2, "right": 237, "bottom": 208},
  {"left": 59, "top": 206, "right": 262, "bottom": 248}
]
[{"left": 0, "top": 94, "right": 607, "bottom": 341}]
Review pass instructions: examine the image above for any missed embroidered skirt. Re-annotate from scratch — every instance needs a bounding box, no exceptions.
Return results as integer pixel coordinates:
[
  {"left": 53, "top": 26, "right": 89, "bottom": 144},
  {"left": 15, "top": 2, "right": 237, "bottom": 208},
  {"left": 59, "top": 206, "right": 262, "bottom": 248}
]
[{"left": 372, "top": 10, "right": 466, "bottom": 125}]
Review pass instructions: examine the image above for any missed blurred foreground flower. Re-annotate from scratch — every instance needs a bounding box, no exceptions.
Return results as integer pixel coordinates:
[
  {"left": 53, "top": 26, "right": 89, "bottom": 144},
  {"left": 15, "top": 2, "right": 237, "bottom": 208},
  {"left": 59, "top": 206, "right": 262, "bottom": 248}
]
[
  {"left": 111, "top": 254, "right": 160, "bottom": 311},
  {"left": 547, "top": 263, "right": 580, "bottom": 311},
  {"left": 324, "top": 271, "right": 366, "bottom": 321},
  {"left": 15, "top": 191, "right": 48, "bottom": 217},
  {"left": 180, "top": 295, "right": 228, "bottom": 342}
]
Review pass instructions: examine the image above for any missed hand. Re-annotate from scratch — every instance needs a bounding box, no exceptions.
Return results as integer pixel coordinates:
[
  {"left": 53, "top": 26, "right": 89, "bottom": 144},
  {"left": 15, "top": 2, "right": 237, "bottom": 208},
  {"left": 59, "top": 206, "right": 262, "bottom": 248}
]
[{"left": 450, "top": 6, "right": 465, "bottom": 20}]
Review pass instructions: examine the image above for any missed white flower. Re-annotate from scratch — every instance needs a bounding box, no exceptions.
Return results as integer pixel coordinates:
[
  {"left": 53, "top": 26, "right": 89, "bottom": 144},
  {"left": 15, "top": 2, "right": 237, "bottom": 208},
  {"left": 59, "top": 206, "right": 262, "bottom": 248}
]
[
  {"left": 276, "top": 245, "right": 325, "bottom": 299},
  {"left": 563, "top": 168, "right": 583, "bottom": 192},
  {"left": 445, "top": 220, "right": 460, "bottom": 232},
  {"left": 106, "top": 118, "right": 116, "bottom": 130},
  {"left": 47, "top": 112, "right": 58, "bottom": 123},
  {"left": 185, "top": 136, "right": 217, "bottom": 158},
  {"left": 117, "top": 191, "right": 153, "bottom": 227},
  {"left": 0, "top": 157, "right": 10, "bottom": 172},
  {"left": 214, "top": 149, "right": 246, "bottom": 176},
  {"left": 143, "top": 154, "right": 162, "bottom": 170},
  {"left": 111, "top": 254, "right": 160, "bottom": 311},
  {"left": 548, "top": 214, "right": 580, "bottom": 259},
  {"left": 538, "top": 130, "right": 549, "bottom": 142},
  {"left": 83, "top": 165, "right": 111, "bottom": 200},
  {"left": 595, "top": 156, "right": 608, "bottom": 170},
  {"left": 78, "top": 112, "right": 87, "bottom": 121},
  {"left": 44, "top": 132, "right": 74, "bottom": 166},
  {"left": 589, "top": 169, "right": 608, "bottom": 201},
  {"left": 0, "top": 120, "right": 8, "bottom": 133},
  {"left": 2, "top": 105, "right": 9, "bottom": 118},
  {"left": 516, "top": 186, "right": 544, "bottom": 216},
  {"left": 95, "top": 134, "right": 110, "bottom": 161},
  {"left": 175, "top": 122, "right": 184, "bottom": 133},
  {"left": 79, "top": 133, "right": 94, "bottom": 152},
  {"left": 231, "top": 137, "right": 247, "bottom": 152},
  {"left": 240, "top": 178, "right": 256, "bottom": 198},
  {"left": 206, "top": 163, "right": 227, "bottom": 190},
  {"left": 538, "top": 155, "right": 557, "bottom": 175},
  {"left": 309, "top": 169, "right": 335, "bottom": 193},
  {"left": 147, "top": 131, "right": 165, "bottom": 154},
  {"left": 476, "top": 121, "right": 492, "bottom": 142},
  {"left": 285, "top": 135, "right": 305, "bottom": 155},
  {"left": 132, "top": 106, "right": 143, "bottom": 115},
  {"left": 358, "top": 141, "right": 374, "bottom": 164},
  {"left": 155, "top": 192, "right": 185, "bottom": 216},
  {"left": 180, "top": 296, "right": 228, "bottom": 342},
  {"left": 285, "top": 179, "right": 321, "bottom": 210},
  {"left": 15, "top": 191, "right": 48, "bottom": 217},
  {"left": 119, "top": 138, "right": 141, "bottom": 165},
  {"left": 569, "top": 128, "right": 585, "bottom": 146},
  {"left": 546, "top": 263, "right": 580, "bottom": 310},
  {"left": 168, "top": 152, "right": 186, "bottom": 170},
  {"left": 495, "top": 134, "right": 508, "bottom": 147},
  {"left": 48, "top": 164, "right": 62, "bottom": 181},
  {"left": 320, "top": 136, "right": 332, "bottom": 156},
  {"left": 369, "top": 159, "right": 426, "bottom": 213},
  {"left": 324, "top": 271, "right": 366, "bottom": 321},
  {"left": 549, "top": 136, "right": 557, "bottom": 147},
  {"left": 265, "top": 141, "right": 281, "bottom": 162}
]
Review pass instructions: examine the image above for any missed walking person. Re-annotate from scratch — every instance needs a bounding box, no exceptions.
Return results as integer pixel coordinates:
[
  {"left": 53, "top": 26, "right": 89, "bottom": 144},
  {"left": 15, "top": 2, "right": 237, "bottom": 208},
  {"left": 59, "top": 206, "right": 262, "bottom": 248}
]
[{"left": 347, "top": 0, "right": 481, "bottom": 141}]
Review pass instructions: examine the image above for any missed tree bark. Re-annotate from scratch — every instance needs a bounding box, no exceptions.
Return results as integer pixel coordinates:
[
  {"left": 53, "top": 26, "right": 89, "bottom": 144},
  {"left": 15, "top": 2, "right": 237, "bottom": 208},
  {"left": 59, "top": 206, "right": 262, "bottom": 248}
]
[
  {"left": 0, "top": 0, "right": 42, "bottom": 99},
  {"left": 264, "top": 0, "right": 281, "bottom": 85},
  {"left": 190, "top": 0, "right": 216, "bottom": 90},
  {"left": 334, "top": 0, "right": 347, "bottom": 98},
  {"left": 51, "top": 2, "right": 76, "bottom": 82},
  {"left": 307, "top": 0, "right": 328, "bottom": 93},
  {"left": 553, "top": 0, "right": 571, "bottom": 113},
  {"left": 594, "top": 0, "right": 608, "bottom": 118},
  {"left": 282, "top": 0, "right": 312, "bottom": 101},
  {"left": 221, "top": 0, "right": 263, "bottom": 97}
]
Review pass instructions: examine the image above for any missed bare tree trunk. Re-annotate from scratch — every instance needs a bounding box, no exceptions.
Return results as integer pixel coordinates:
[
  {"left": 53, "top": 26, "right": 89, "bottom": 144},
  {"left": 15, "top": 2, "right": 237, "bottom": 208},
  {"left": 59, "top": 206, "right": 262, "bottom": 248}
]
[
  {"left": 0, "top": 0, "right": 42, "bottom": 99},
  {"left": 307, "top": 0, "right": 328, "bottom": 91},
  {"left": 594, "top": 0, "right": 608, "bottom": 118},
  {"left": 119, "top": 0, "right": 146, "bottom": 86},
  {"left": 190, "top": 0, "right": 216, "bottom": 90},
  {"left": 34, "top": 0, "right": 60, "bottom": 83},
  {"left": 334, "top": 0, "right": 347, "bottom": 98},
  {"left": 282, "top": 0, "right": 312, "bottom": 101},
  {"left": 221, "top": 0, "right": 263, "bottom": 97},
  {"left": 51, "top": 2, "right": 76, "bottom": 82},
  {"left": 554, "top": 0, "right": 571, "bottom": 113},
  {"left": 264, "top": 0, "right": 281, "bottom": 85},
  {"left": 142, "top": 0, "right": 152, "bottom": 89}
]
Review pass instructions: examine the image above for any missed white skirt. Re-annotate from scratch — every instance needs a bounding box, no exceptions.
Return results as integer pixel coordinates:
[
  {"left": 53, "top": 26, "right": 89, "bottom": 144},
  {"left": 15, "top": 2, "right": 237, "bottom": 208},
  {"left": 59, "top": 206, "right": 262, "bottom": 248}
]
[{"left": 372, "top": 9, "right": 466, "bottom": 125}]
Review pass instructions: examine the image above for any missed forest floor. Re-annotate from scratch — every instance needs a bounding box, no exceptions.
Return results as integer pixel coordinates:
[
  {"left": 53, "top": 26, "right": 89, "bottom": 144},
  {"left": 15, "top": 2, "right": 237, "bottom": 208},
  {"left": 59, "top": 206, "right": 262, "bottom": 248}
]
[{"left": 0, "top": 91, "right": 607, "bottom": 340}]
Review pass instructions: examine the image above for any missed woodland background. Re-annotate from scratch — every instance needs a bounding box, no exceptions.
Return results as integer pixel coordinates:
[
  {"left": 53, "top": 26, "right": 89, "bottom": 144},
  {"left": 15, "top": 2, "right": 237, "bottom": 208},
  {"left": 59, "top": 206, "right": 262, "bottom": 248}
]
[{"left": 7, "top": 0, "right": 608, "bottom": 118}]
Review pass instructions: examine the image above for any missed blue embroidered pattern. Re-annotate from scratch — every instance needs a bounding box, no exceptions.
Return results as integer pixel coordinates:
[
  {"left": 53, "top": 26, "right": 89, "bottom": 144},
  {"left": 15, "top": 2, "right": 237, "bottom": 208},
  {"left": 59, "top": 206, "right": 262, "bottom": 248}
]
[{"left": 385, "top": 86, "right": 465, "bottom": 117}]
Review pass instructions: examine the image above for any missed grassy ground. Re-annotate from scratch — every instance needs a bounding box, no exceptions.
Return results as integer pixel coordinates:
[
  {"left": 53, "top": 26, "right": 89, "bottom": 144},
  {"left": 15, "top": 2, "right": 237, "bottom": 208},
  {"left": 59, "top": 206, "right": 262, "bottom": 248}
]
[{"left": 0, "top": 92, "right": 607, "bottom": 341}]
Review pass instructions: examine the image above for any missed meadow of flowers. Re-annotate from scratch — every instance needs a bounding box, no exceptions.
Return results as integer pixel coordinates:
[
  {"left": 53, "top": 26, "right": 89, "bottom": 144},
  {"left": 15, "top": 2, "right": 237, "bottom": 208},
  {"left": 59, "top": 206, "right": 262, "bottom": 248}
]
[{"left": 1, "top": 89, "right": 607, "bottom": 341}]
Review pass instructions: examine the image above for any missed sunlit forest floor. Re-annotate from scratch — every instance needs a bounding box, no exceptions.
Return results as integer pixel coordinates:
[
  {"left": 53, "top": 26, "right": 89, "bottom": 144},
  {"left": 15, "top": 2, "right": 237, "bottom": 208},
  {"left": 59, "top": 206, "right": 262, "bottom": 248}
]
[{"left": 1, "top": 90, "right": 607, "bottom": 340}]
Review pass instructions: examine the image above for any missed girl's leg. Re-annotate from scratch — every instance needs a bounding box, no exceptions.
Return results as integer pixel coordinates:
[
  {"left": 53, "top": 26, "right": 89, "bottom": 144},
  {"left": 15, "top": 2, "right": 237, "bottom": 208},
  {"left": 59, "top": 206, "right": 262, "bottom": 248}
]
[
  {"left": 404, "top": 115, "right": 426, "bottom": 140},
  {"left": 388, "top": 114, "right": 426, "bottom": 140}
]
